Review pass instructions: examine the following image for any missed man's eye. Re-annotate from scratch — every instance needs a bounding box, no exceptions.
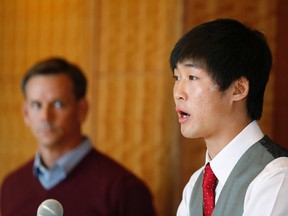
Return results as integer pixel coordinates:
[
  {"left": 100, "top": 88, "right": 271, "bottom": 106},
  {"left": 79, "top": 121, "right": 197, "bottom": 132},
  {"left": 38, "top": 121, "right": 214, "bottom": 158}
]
[
  {"left": 31, "top": 102, "right": 41, "bottom": 110},
  {"left": 189, "top": 75, "right": 197, "bottom": 80},
  {"left": 173, "top": 75, "right": 180, "bottom": 81},
  {"left": 54, "top": 101, "right": 64, "bottom": 109}
]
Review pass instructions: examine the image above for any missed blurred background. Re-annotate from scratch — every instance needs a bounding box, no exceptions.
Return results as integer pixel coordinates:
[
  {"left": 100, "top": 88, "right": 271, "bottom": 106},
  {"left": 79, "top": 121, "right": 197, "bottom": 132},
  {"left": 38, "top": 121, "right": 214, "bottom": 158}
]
[{"left": 0, "top": 0, "right": 287, "bottom": 215}]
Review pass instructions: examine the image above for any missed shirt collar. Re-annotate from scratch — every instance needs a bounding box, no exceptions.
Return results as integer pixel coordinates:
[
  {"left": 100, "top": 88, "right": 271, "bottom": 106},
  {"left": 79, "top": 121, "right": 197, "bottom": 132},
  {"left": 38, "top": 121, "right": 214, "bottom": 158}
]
[
  {"left": 57, "top": 138, "right": 92, "bottom": 173},
  {"left": 33, "top": 138, "right": 92, "bottom": 189},
  {"left": 206, "top": 121, "right": 264, "bottom": 187}
]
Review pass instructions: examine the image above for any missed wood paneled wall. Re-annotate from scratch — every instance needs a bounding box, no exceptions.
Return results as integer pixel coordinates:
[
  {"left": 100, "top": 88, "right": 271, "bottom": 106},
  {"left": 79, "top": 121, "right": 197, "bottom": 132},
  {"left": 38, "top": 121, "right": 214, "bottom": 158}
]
[
  {"left": 91, "top": 1, "right": 182, "bottom": 215},
  {"left": 274, "top": 0, "right": 288, "bottom": 146},
  {"left": 0, "top": 0, "right": 181, "bottom": 215}
]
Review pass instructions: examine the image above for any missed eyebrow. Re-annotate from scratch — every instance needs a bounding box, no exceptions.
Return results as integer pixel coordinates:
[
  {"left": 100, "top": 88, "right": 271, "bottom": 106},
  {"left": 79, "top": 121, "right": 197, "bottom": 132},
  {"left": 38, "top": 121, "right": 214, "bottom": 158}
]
[{"left": 183, "top": 62, "right": 200, "bottom": 68}]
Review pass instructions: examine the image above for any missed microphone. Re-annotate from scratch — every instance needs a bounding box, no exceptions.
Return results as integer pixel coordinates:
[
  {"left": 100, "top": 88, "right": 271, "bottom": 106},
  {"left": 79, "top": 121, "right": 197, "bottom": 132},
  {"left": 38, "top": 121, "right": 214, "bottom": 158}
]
[{"left": 37, "top": 199, "right": 63, "bottom": 216}]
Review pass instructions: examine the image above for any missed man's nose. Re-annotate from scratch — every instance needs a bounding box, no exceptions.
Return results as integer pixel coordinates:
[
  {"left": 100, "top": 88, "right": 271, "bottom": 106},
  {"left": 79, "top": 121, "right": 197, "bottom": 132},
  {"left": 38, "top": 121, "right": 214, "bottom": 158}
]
[
  {"left": 173, "top": 81, "right": 187, "bottom": 101},
  {"left": 40, "top": 106, "right": 53, "bottom": 120}
]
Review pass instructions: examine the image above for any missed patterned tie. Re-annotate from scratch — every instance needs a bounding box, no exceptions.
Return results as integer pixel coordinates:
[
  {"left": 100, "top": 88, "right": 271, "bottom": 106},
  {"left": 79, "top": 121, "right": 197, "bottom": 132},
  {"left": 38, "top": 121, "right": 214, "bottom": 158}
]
[{"left": 202, "top": 163, "right": 218, "bottom": 216}]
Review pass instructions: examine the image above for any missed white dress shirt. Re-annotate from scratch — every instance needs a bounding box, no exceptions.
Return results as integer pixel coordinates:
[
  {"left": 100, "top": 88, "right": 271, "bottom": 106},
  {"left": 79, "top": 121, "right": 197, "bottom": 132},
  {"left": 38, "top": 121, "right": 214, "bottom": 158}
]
[{"left": 177, "top": 121, "right": 288, "bottom": 216}]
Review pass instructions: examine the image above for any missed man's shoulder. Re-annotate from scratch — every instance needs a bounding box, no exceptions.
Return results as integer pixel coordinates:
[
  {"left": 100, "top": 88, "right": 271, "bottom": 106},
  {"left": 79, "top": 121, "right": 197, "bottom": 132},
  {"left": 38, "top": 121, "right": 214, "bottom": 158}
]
[
  {"left": 259, "top": 136, "right": 288, "bottom": 158},
  {"left": 2, "top": 158, "right": 34, "bottom": 187},
  {"left": 72, "top": 148, "right": 152, "bottom": 194},
  {"left": 6, "top": 158, "right": 33, "bottom": 176},
  {"left": 78, "top": 149, "right": 144, "bottom": 181},
  {"left": 266, "top": 156, "right": 288, "bottom": 171}
]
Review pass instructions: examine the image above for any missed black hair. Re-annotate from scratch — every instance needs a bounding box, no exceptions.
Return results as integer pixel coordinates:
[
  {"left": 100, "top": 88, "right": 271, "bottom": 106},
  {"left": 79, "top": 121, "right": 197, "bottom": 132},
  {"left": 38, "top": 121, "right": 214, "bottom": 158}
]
[
  {"left": 170, "top": 18, "right": 272, "bottom": 120},
  {"left": 22, "top": 57, "right": 87, "bottom": 100}
]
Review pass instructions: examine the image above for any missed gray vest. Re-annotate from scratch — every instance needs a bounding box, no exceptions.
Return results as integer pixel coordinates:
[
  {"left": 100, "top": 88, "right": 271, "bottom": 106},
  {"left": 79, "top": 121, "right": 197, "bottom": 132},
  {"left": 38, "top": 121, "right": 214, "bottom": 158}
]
[{"left": 189, "top": 136, "right": 288, "bottom": 216}]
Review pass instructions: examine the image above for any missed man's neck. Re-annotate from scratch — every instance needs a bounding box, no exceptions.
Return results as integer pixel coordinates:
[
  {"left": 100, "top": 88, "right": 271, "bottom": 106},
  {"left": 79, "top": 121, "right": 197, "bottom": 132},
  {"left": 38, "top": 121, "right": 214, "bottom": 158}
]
[
  {"left": 205, "top": 119, "right": 252, "bottom": 159},
  {"left": 39, "top": 136, "right": 84, "bottom": 168}
]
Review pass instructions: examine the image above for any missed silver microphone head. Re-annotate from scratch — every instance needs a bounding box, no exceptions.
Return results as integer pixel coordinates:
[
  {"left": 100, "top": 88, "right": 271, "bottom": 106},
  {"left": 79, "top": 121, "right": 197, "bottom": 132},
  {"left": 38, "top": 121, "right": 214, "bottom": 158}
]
[{"left": 37, "top": 199, "right": 63, "bottom": 216}]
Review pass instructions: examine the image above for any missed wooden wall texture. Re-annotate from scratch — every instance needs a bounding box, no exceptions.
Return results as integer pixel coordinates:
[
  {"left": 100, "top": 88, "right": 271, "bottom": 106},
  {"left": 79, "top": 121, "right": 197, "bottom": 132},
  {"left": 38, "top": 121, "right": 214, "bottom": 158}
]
[
  {"left": 274, "top": 0, "right": 288, "bottom": 145},
  {"left": 0, "top": 1, "right": 181, "bottom": 215},
  {"left": 0, "top": 0, "right": 287, "bottom": 216}
]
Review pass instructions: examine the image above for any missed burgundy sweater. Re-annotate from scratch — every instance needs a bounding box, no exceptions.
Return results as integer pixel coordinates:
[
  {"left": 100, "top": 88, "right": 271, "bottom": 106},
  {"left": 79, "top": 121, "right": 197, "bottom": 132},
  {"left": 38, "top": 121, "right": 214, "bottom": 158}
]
[{"left": 1, "top": 149, "right": 156, "bottom": 216}]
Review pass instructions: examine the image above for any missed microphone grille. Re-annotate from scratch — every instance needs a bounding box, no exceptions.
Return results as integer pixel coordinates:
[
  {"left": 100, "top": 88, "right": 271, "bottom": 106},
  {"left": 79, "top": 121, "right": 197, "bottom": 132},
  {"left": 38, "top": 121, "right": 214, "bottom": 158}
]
[{"left": 37, "top": 199, "right": 63, "bottom": 216}]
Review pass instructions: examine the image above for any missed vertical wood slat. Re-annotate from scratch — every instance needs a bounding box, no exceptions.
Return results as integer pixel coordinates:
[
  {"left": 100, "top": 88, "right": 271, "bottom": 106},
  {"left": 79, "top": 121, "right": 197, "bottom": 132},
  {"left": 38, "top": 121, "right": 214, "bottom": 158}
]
[
  {"left": 92, "top": 1, "right": 181, "bottom": 214},
  {"left": 273, "top": 0, "right": 288, "bottom": 147}
]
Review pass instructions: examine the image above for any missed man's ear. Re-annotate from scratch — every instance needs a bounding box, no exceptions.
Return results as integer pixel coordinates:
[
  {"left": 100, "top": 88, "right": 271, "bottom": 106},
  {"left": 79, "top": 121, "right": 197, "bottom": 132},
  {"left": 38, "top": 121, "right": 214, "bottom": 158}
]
[
  {"left": 232, "top": 77, "right": 249, "bottom": 101},
  {"left": 77, "top": 98, "right": 89, "bottom": 123},
  {"left": 22, "top": 102, "right": 30, "bottom": 126}
]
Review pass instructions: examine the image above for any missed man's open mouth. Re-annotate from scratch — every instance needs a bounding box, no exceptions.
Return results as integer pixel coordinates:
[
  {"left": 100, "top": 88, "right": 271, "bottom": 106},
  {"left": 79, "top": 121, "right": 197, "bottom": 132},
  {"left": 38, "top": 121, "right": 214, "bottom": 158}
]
[{"left": 179, "top": 110, "right": 190, "bottom": 118}]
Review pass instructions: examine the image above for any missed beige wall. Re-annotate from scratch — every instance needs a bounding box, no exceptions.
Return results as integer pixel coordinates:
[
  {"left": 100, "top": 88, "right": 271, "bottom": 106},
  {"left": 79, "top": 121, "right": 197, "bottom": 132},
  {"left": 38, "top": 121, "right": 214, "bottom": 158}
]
[{"left": 0, "top": 0, "right": 285, "bottom": 216}]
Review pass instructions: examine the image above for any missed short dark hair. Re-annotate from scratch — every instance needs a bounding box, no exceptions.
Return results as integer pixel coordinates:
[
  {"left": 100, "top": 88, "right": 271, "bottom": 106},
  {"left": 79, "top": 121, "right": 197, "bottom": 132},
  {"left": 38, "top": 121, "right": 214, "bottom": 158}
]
[
  {"left": 22, "top": 57, "right": 87, "bottom": 100},
  {"left": 170, "top": 18, "right": 272, "bottom": 120}
]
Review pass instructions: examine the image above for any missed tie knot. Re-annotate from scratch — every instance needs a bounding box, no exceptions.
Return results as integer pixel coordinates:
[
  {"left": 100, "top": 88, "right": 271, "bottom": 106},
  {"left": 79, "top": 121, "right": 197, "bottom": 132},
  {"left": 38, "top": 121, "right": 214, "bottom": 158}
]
[{"left": 202, "top": 163, "right": 217, "bottom": 191}]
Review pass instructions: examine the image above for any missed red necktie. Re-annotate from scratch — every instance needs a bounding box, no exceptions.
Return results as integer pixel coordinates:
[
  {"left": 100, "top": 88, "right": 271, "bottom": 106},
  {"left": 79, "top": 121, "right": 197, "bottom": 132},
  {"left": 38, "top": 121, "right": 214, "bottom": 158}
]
[{"left": 202, "top": 163, "right": 218, "bottom": 216}]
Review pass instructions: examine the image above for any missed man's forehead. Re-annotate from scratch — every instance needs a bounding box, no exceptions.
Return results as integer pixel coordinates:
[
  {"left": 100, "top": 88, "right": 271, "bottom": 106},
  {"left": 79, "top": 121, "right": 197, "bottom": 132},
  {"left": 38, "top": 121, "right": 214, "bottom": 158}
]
[{"left": 176, "top": 58, "right": 205, "bottom": 69}]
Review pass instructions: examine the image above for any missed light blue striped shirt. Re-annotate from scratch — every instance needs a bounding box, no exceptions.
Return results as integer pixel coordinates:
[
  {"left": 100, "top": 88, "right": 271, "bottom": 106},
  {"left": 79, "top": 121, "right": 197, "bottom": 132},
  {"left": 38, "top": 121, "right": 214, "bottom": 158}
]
[{"left": 33, "top": 138, "right": 92, "bottom": 190}]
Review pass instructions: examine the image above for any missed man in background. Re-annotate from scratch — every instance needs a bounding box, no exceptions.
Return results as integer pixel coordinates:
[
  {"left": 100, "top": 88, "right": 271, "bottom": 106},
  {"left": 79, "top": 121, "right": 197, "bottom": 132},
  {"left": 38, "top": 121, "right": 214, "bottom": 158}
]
[
  {"left": 1, "top": 57, "right": 156, "bottom": 216},
  {"left": 170, "top": 18, "right": 288, "bottom": 215}
]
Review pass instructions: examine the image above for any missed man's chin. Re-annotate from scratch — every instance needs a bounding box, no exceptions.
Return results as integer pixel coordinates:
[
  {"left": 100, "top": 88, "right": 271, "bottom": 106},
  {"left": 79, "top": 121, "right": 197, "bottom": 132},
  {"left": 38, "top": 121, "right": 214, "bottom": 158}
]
[
  {"left": 180, "top": 127, "right": 198, "bottom": 139},
  {"left": 38, "top": 138, "right": 59, "bottom": 148},
  {"left": 181, "top": 131, "right": 193, "bottom": 139}
]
